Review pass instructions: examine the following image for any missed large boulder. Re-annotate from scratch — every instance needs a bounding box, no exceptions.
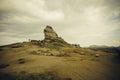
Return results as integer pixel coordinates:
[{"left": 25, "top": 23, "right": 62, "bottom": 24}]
[{"left": 44, "top": 25, "right": 58, "bottom": 39}]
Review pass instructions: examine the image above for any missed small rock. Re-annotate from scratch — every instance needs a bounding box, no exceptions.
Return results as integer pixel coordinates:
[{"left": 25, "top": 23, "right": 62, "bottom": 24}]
[
  {"left": 95, "top": 54, "right": 100, "bottom": 57},
  {"left": 11, "top": 44, "right": 21, "bottom": 48}
]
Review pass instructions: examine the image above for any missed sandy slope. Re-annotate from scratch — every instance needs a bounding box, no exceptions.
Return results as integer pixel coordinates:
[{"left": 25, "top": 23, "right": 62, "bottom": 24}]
[{"left": 0, "top": 44, "right": 120, "bottom": 80}]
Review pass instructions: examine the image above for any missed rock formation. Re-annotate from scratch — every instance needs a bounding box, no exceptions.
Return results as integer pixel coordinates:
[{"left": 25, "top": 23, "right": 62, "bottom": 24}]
[
  {"left": 40, "top": 25, "right": 72, "bottom": 48},
  {"left": 44, "top": 25, "right": 58, "bottom": 39}
]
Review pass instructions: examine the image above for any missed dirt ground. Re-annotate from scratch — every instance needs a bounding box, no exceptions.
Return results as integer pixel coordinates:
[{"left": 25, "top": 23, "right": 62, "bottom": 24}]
[{"left": 0, "top": 44, "right": 120, "bottom": 80}]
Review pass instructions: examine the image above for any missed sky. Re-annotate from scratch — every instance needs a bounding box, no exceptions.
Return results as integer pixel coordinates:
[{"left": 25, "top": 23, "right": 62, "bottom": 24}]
[{"left": 0, "top": 0, "right": 120, "bottom": 47}]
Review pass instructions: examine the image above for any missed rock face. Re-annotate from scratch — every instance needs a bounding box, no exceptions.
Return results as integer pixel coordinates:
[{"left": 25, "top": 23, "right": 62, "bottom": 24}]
[
  {"left": 41, "top": 25, "right": 71, "bottom": 48},
  {"left": 44, "top": 25, "right": 58, "bottom": 39}
]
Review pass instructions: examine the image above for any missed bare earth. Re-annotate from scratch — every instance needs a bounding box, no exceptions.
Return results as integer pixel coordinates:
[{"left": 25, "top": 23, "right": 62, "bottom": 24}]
[{"left": 0, "top": 43, "right": 120, "bottom": 80}]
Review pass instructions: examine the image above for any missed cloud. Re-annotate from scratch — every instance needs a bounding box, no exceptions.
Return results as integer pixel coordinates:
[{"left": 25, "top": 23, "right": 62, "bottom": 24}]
[
  {"left": 0, "top": 0, "right": 120, "bottom": 46},
  {"left": 0, "top": 0, "right": 64, "bottom": 24},
  {"left": 111, "top": 40, "right": 120, "bottom": 45}
]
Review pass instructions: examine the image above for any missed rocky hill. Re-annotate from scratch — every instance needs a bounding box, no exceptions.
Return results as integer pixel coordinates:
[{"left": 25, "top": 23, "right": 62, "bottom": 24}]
[
  {"left": 0, "top": 25, "right": 120, "bottom": 80},
  {"left": 89, "top": 45, "right": 120, "bottom": 54}
]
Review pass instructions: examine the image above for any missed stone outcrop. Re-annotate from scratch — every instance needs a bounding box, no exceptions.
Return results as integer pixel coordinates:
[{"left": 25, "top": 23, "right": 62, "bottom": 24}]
[
  {"left": 41, "top": 25, "right": 71, "bottom": 48},
  {"left": 44, "top": 25, "right": 58, "bottom": 39}
]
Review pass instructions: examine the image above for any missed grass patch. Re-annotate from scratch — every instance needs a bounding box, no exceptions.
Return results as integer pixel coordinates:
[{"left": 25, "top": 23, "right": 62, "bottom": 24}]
[{"left": 56, "top": 53, "right": 71, "bottom": 57}]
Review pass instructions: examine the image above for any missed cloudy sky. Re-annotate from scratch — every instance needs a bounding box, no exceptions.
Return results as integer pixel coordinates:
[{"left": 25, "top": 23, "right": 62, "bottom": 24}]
[{"left": 0, "top": 0, "right": 120, "bottom": 46}]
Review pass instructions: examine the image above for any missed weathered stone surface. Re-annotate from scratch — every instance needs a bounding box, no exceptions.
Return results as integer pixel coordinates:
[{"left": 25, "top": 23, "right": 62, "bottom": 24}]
[
  {"left": 41, "top": 25, "right": 71, "bottom": 48},
  {"left": 44, "top": 25, "right": 58, "bottom": 39}
]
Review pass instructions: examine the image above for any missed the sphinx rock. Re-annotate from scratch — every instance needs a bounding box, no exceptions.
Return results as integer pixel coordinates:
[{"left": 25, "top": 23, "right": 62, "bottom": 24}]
[
  {"left": 41, "top": 25, "right": 71, "bottom": 48},
  {"left": 44, "top": 25, "right": 58, "bottom": 39}
]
